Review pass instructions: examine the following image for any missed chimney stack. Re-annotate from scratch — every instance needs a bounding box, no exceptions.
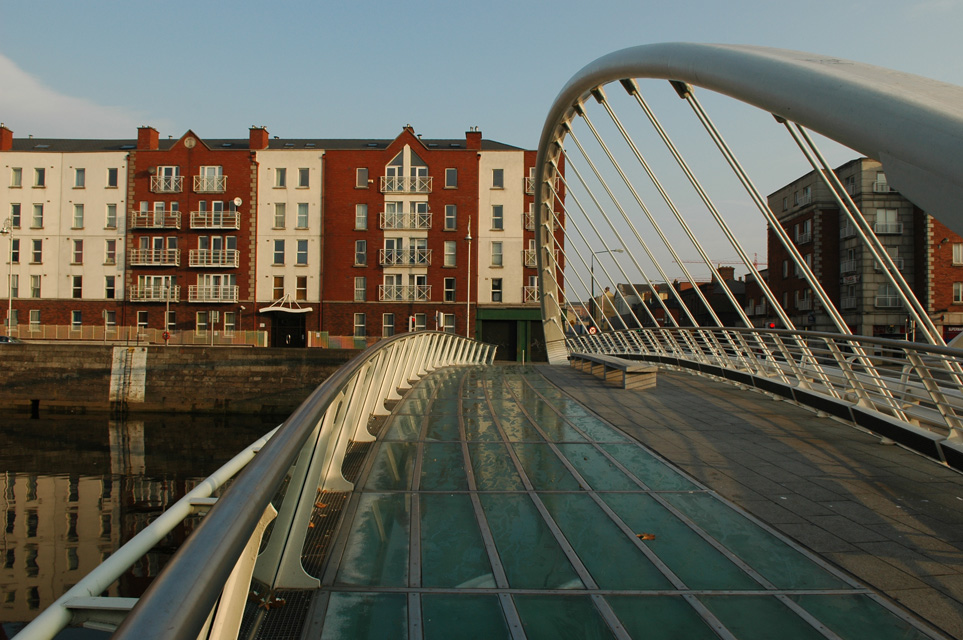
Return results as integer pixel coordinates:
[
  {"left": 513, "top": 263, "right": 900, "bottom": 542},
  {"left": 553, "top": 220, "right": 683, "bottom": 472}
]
[
  {"left": 249, "top": 126, "right": 269, "bottom": 150},
  {"left": 0, "top": 124, "right": 12, "bottom": 151},
  {"left": 466, "top": 128, "right": 482, "bottom": 150},
  {"left": 137, "top": 126, "right": 159, "bottom": 151}
]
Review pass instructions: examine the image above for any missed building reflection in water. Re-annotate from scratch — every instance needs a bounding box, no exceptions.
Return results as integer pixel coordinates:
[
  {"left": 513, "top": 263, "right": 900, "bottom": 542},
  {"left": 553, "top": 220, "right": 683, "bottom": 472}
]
[{"left": 0, "top": 412, "right": 276, "bottom": 627}]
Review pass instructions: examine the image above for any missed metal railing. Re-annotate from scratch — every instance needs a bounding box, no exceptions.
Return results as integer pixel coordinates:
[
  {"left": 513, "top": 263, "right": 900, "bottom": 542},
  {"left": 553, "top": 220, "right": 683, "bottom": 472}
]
[
  {"left": 875, "top": 295, "right": 902, "bottom": 308},
  {"left": 128, "top": 248, "right": 180, "bottom": 266},
  {"left": 188, "top": 285, "right": 239, "bottom": 303},
  {"left": 150, "top": 176, "right": 183, "bottom": 193},
  {"left": 189, "top": 249, "right": 240, "bottom": 268},
  {"left": 379, "top": 248, "right": 431, "bottom": 266},
  {"left": 191, "top": 211, "right": 240, "bottom": 229},
  {"left": 16, "top": 332, "right": 495, "bottom": 639},
  {"left": 129, "top": 285, "right": 180, "bottom": 302},
  {"left": 129, "top": 211, "right": 181, "bottom": 229},
  {"left": 380, "top": 176, "right": 432, "bottom": 193},
  {"left": 380, "top": 211, "right": 431, "bottom": 230},
  {"left": 873, "top": 221, "right": 903, "bottom": 234},
  {"left": 873, "top": 181, "right": 897, "bottom": 193},
  {"left": 194, "top": 175, "right": 227, "bottom": 193},
  {"left": 379, "top": 284, "right": 431, "bottom": 301},
  {"left": 523, "top": 285, "right": 539, "bottom": 302},
  {"left": 567, "top": 326, "right": 963, "bottom": 445}
]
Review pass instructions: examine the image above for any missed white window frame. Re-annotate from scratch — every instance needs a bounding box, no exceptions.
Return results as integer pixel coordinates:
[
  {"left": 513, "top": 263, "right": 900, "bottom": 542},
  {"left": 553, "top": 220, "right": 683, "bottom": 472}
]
[
  {"left": 954, "top": 243, "right": 963, "bottom": 266},
  {"left": 355, "top": 204, "right": 368, "bottom": 230},
  {"left": 105, "top": 204, "right": 117, "bottom": 229},
  {"left": 382, "top": 313, "right": 395, "bottom": 337},
  {"left": 445, "top": 168, "right": 457, "bottom": 188},
  {"left": 74, "top": 168, "right": 85, "bottom": 188},
  {"left": 275, "top": 168, "right": 287, "bottom": 188},
  {"left": 356, "top": 167, "right": 369, "bottom": 188},
  {"left": 955, "top": 282, "right": 963, "bottom": 304},
  {"left": 296, "top": 239, "right": 308, "bottom": 265},
  {"left": 107, "top": 167, "right": 118, "bottom": 188},
  {"left": 73, "top": 204, "right": 84, "bottom": 229},
  {"left": 354, "top": 313, "right": 366, "bottom": 338},
  {"left": 491, "top": 241, "right": 503, "bottom": 267},
  {"left": 492, "top": 205, "right": 504, "bottom": 230},
  {"left": 355, "top": 240, "right": 366, "bottom": 266},
  {"left": 273, "top": 239, "right": 285, "bottom": 265},
  {"left": 354, "top": 276, "right": 366, "bottom": 302},
  {"left": 444, "top": 241, "right": 456, "bottom": 267},
  {"left": 492, "top": 168, "right": 504, "bottom": 189},
  {"left": 445, "top": 205, "right": 456, "bottom": 230},
  {"left": 444, "top": 277, "right": 456, "bottom": 302},
  {"left": 491, "top": 278, "right": 503, "bottom": 302},
  {"left": 296, "top": 203, "right": 309, "bottom": 229},
  {"left": 297, "top": 168, "right": 309, "bottom": 188},
  {"left": 274, "top": 203, "right": 286, "bottom": 228}
]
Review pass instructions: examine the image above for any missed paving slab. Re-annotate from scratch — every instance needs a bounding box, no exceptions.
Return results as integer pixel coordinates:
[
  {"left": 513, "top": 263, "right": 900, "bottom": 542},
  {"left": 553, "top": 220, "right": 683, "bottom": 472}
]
[{"left": 540, "top": 364, "right": 963, "bottom": 639}]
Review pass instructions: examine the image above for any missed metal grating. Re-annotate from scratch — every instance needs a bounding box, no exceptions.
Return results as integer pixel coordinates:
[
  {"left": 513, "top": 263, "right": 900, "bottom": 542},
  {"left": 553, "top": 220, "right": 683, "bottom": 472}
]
[
  {"left": 236, "top": 587, "right": 314, "bottom": 640},
  {"left": 301, "top": 491, "right": 348, "bottom": 577}
]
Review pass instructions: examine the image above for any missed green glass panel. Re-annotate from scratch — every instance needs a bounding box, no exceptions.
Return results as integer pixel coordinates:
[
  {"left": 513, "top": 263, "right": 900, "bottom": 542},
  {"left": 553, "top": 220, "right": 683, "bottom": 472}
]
[
  {"left": 498, "top": 415, "right": 543, "bottom": 442},
  {"left": 602, "top": 493, "right": 759, "bottom": 589},
  {"left": 425, "top": 414, "right": 460, "bottom": 441},
  {"left": 512, "top": 443, "right": 581, "bottom": 490},
  {"left": 420, "top": 443, "right": 469, "bottom": 491},
  {"left": 540, "top": 493, "right": 673, "bottom": 590},
  {"left": 558, "top": 444, "right": 639, "bottom": 490},
  {"left": 480, "top": 493, "right": 583, "bottom": 589},
  {"left": 465, "top": 413, "right": 501, "bottom": 441},
  {"left": 397, "top": 397, "right": 429, "bottom": 414},
  {"left": 606, "top": 596, "right": 718, "bottom": 640},
  {"left": 336, "top": 493, "right": 409, "bottom": 586},
  {"left": 514, "top": 595, "right": 614, "bottom": 640},
  {"left": 431, "top": 396, "right": 459, "bottom": 414},
  {"left": 384, "top": 414, "right": 422, "bottom": 441},
  {"left": 791, "top": 594, "right": 933, "bottom": 640},
  {"left": 566, "top": 415, "right": 631, "bottom": 443},
  {"left": 322, "top": 592, "right": 407, "bottom": 640},
  {"left": 601, "top": 443, "right": 698, "bottom": 491},
  {"left": 664, "top": 493, "right": 848, "bottom": 589},
  {"left": 421, "top": 494, "right": 495, "bottom": 588},
  {"left": 528, "top": 403, "right": 586, "bottom": 441},
  {"left": 699, "top": 595, "right": 826, "bottom": 640},
  {"left": 462, "top": 398, "right": 488, "bottom": 415},
  {"left": 468, "top": 443, "right": 524, "bottom": 491},
  {"left": 365, "top": 442, "right": 416, "bottom": 490},
  {"left": 422, "top": 594, "right": 510, "bottom": 639}
]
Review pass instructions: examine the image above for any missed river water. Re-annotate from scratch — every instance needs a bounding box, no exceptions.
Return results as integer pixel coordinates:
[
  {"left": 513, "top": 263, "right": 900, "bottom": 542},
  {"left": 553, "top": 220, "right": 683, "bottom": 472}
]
[{"left": 0, "top": 411, "right": 281, "bottom": 637}]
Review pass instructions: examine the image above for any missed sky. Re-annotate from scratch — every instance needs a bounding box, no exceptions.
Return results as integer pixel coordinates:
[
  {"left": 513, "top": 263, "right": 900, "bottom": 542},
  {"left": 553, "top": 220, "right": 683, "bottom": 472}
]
[{"left": 2, "top": 0, "right": 961, "bottom": 280}]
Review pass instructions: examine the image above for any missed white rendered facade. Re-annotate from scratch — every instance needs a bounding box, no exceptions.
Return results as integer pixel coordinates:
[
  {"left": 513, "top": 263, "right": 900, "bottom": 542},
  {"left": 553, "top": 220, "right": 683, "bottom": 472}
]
[{"left": 477, "top": 150, "right": 528, "bottom": 305}]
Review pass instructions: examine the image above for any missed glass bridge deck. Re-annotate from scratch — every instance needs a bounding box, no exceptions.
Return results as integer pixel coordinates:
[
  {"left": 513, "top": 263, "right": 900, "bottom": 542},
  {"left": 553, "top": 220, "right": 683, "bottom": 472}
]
[{"left": 308, "top": 365, "right": 938, "bottom": 639}]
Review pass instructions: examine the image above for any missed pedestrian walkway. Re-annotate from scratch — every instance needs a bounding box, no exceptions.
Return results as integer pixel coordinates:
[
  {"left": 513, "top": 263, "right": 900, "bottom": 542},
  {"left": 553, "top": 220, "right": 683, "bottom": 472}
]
[{"left": 242, "top": 364, "right": 954, "bottom": 639}]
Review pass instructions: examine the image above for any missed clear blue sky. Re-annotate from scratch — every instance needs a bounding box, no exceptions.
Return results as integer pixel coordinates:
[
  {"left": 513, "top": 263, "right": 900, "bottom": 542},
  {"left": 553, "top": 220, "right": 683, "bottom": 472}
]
[{"left": 2, "top": 0, "right": 960, "bottom": 276}]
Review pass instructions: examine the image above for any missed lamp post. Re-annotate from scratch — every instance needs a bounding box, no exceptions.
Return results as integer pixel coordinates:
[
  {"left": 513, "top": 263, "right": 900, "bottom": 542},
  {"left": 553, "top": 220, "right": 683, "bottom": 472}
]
[
  {"left": 464, "top": 216, "right": 472, "bottom": 338},
  {"left": 0, "top": 218, "right": 12, "bottom": 337},
  {"left": 591, "top": 248, "right": 623, "bottom": 326}
]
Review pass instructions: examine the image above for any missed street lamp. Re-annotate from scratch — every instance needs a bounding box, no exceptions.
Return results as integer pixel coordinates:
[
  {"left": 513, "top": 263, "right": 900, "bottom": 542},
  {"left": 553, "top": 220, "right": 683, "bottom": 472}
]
[
  {"left": 464, "top": 216, "right": 472, "bottom": 338},
  {"left": 0, "top": 218, "right": 13, "bottom": 337},
  {"left": 591, "top": 248, "right": 623, "bottom": 325}
]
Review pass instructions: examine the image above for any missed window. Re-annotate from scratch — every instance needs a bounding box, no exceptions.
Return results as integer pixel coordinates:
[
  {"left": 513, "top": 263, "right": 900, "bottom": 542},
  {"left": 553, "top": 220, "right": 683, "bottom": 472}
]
[
  {"left": 105, "top": 204, "right": 117, "bottom": 229},
  {"left": 105, "top": 276, "right": 115, "bottom": 299},
  {"left": 444, "top": 241, "right": 456, "bottom": 267},
  {"left": 105, "top": 239, "right": 116, "bottom": 265},
  {"left": 30, "top": 275, "right": 41, "bottom": 298},
  {"left": 72, "top": 240, "right": 83, "bottom": 264},
  {"left": 31, "top": 204, "right": 42, "bottom": 228},
  {"left": 195, "top": 311, "right": 207, "bottom": 334},
  {"left": 354, "top": 313, "right": 366, "bottom": 337},
  {"left": 74, "top": 168, "right": 85, "bottom": 188},
  {"left": 10, "top": 168, "right": 21, "bottom": 187},
  {"left": 136, "top": 311, "right": 148, "bottom": 330},
  {"left": 444, "top": 277, "right": 456, "bottom": 302},
  {"left": 442, "top": 313, "right": 455, "bottom": 333},
  {"left": 954, "top": 243, "right": 963, "bottom": 266},
  {"left": 782, "top": 197, "right": 787, "bottom": 211},
  {"left": 9, "top": 274, "right": 17, "bottom": 298},
  {"left": 10, "top": 239, "right": 18, "bottom": 263},
  {"left": 875, "top": 208, "right": 900, "bottom": 234},
  {"left": 298, "top": 168, "right": 309, "bottom": 188},
  {"left": 34, "top": 168, "right": 45, "bottom": 187},
  {"left": 273, "top": 240, "right": 285, "bottom": 265},
  {"left": 274, "top": 203, "right": 286, "bottom": 228},
  {"left": 73, "top": 204, "right": 84, "bottom": 229},
  {"left": 104, "top": 310, "right": 116, "bottom": 329},
  {"left": 296, "top": 276, "right": 308, "bottom": 301},
  {"left": 355, "top": 240, "right": 367, "bottom": 266},
  {"left": 29, "top": 309, "right": 40, "bottom": 327},
  {"left": 165, "top": 311, "right": 175, "bottom": 333},
  {"left": 107, "top": 168, "right": 118, "bottom": 188},
  {"left": 223, "top": 312, "right": 236, "bottom": 335},
  {"left": 353, "top": 204, "right": 368, "bottom": 230},
  {"left": 275, "top": 168, "right": 287, "bottom": 188},
  {"left": 445, "top": 205, "right": 457, "bottom": 230},
  {"left": 782, "top": 260, "right": 788, "bottom": 279},
  {"left": 383, "top": 313, "right": 395, "bottom": 337},
  {"left": 296, "top": 203, "right": 309, "bottom": 228},
  {"left": 10, "top": 204, "right": 20, "bottom": 228},
  {"left": 445, "top": 168, "right": 457, "bottom": 188},
  {"left": 72, "top": 276, "right": 82, "bottom": 299},
  {"left": 296, "top": 239, "right": 308, "bottom": 265},
  {"left": 356, "top": 167, "right": 369, "bottom": 188},
  {"left": 491, "top": 241, "right": 503, "bottom": 266},
  {"left": 31, "top": 239, "right": 42, "bottom": 263},
  {"left": 492, "top": 168, "right": 504, "bottom": 188},
  {"left": 491, "top": 278, "right": 503, "bottom": 302},
  {"left": 492, "top": 205, "right": 504, "bottom": 230},
  {"left": 955, "top": 282, "right": 963, "bottom": 304},
  {"left": 273, "top": 276, "right": 284, "bottom": 300},
  {"left": 354, "top": 276, "right": 366, "bottom": 301},
  {"left": 414, "top": 313, "right": 427, "bottom": 331}
]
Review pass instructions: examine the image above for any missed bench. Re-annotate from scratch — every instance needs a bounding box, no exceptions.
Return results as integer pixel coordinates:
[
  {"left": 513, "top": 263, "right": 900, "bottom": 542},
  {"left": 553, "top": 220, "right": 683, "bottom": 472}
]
[{"left": 570, "top": 353, "right": 658, "bottom": 390}]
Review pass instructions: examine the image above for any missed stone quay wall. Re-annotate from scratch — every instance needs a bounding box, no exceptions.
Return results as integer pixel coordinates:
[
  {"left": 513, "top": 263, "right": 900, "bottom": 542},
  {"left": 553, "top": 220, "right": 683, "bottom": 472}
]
[{"left": 0, "top": 344, "right": 357, "bottom": 416}]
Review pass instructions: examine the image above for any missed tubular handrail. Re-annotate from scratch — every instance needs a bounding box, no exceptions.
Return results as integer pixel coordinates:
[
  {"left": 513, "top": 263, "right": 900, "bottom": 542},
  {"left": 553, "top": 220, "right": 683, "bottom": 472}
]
[{"left": 18, "top": 331, "right": 494, "bottom": 640}]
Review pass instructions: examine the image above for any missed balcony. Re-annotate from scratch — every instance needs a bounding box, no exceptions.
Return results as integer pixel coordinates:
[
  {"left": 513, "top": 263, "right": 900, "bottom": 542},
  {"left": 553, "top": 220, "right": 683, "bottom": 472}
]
[
  {"left": 794, "top": 192, "right": 811, "bottom": 207},
  {"left": 795, "top": 231, "right": 812, "bottom": 245},
  {"left": 380, "top": 211, "right": 431, "bottom": 230},
  {"left": 129, "top": 248, "right": 180, "bottom": 266},
  {"left": 129, "top": 285, "right": 180, "bottom": 303},
  {"left": 194, "top": 175, "right": 227, "bottom": 193},
  {"left": 191, "top": 211, "right": 240, "bottom": 229},
  {"left": 840, "top": 223, "right": 857, "bottom": 239},
  {"left": 523, "top": 249, "right": 537, "bottom": 268},
  {"left": 525, "top": 176, "right": 560, "bottom": 196},
  {"left": 189, "top": 285, "right": 239, "bottom": 303},
  {"left": 129, "top": 210, "right": 181, "bottom": 230},
  {"left": 379, "top": 284, "right": 431, "bottom": 302},
  {"left": 380, "top": 176, "right": 432, "bottom": 194},
  {"left": 875, "top": 295, "right": 902, "bottom": 308},
  {"left": 524, "top": 211, "right": 535, "bottom": 231},
  {"left": 379, "top": 248, "right": 431, "bottom": 267},
  {"left": 796, "top": 297, "right": 812, "bottom": 311},
  {"left": 150, "top": 176, "right": 183, "bottom": 193},
  {"left": 874, "top": 222, "right": 903, "bottom": 235},
  {"left": 754, "top": 304, "right": 767, "bottom": 315},
  {"left": 841, "top": 296, "right": 858, "bottom": 309},
  {"left": 840, "top": 259, "right": 859, "bottom": 274},
  {"left": 873, "top": 181, "right": 897, "bottom": 193},
  {"left": 874, "top": 257, "right": 904, "bottom": 271},
  {"left": 523, "top": 285, "right": 539, "bottom": 302},
  {"left": 190, "top": 249, "right": 239, "bottom": 268}
]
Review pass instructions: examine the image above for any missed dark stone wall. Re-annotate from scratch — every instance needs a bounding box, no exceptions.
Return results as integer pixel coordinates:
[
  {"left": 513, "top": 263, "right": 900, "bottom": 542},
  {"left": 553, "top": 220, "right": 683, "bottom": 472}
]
[{"left": 0, "top": 344, "right": 356, "bottom": 416}]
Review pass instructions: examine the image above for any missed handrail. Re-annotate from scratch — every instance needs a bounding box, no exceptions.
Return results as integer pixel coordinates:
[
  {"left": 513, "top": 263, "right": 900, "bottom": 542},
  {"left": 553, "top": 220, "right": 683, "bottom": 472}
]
[{"left": 18, "top": 331, "right": 495, "bottom": 639}]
